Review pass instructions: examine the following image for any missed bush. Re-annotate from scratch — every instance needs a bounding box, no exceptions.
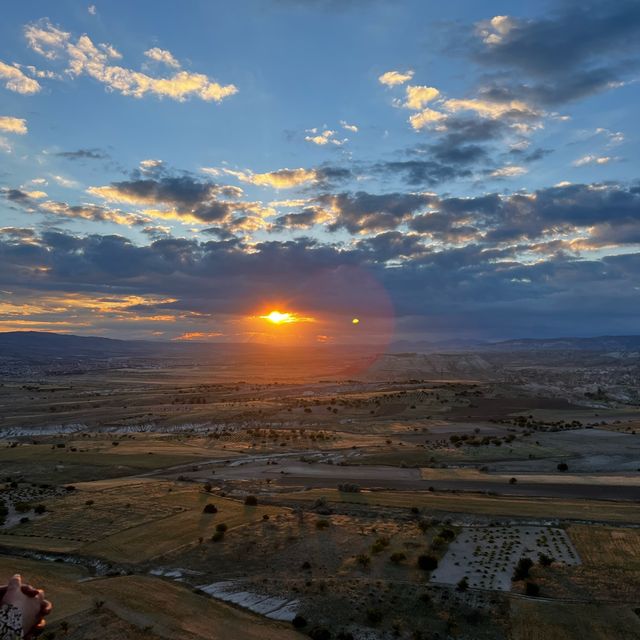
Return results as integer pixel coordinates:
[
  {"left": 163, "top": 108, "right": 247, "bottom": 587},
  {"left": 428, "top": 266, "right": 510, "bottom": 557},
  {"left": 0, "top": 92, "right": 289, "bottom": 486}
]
[
  {"left": 513, "top": 557, "right": 534, "bottom": 581},
  {"left": 216, "top": 522, "right": 228, "bottom": 532},
  {"left": 202, "top": 503, "right": 218, "bottom": 514},
  {"left": 417, "top": 555, "right": 438, "bottom": 571},
  {"left": 355, "top": 553, "right": 371, "bottom": 568},
  {"left": 244, "top": 495, "right": 258, "bottom": 506},
  {"left": 316, "top": 519, "right": 330, "bottom": 529},
  {"left": 557, "top": 462, "right": 569, "bottom": 472},
  {"left": 308, "top": 627, "right": 331, "bottom": 640},
  {"left": 34, "top": 504, "right": 46, "bottom": 515},
  {"left": 456, "top": 577, "right": 469, "bottom": 592},
  {"left": 525, "top": 581, "right": 540, "bottom": 597},
  {"left": 291, "top": 615, "right": 307, "bottom": 628},
  {"left": 211, "top": 531, "right": 224, "bottom": 542},
  {"left": 538, "top": 553, "right": 553, "bottom": 567},
  {"left": 337, "top": 483, "right": 360, "bottom": 493},
  {"left": 390, "top": 551, "right": 406, "bottom": 564},
  {"left": 371, "top": 536, "right": 390, "bottom": 553}
]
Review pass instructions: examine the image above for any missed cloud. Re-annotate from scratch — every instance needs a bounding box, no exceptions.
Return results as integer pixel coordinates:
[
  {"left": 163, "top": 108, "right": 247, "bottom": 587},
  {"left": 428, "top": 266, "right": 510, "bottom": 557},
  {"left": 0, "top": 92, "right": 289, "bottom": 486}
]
[
  {"left": 572, "top": 155, "right": 614, "bottom": 167},
  {"left": 378, "top": 70, "right": 414, "bottom": 87},
  {"left": 88, "top": 5, "right": 97, "bottom": 15},
  {"left": 0, "top": 61, "right": 41, "bottom": 94},
  {"left": 144, "top": 47, "right": 180, "bottom": 69},
  {"left": 24, "top": 19, "right": 238, "bottom": 103},
  {"left": 318, "top": 191, "right": 434, "bottom": 234},
  {"left": 0, "top": 116, "right": 27, "bottom": 134},
  {"left": 408, "top": 108, "right": 447, "bottom": 131},
  {"left": 340, "top": 120, "right": 358, "bottom": 132},
  {"left": 404, "top": 85, "right": 440, "bottom": 110},
  {"left": 471, "top": 2, "right": 640, "bottom": 106},
  {"left": 88, "top": 175, "right": 273, "bottom": 225},
  {"left": 223, "top": 167, "right": 319, "bottom": 189},
  {"left": 490, "top": 165, "right": 527, "bottom": 178},
  {"left": 443, "top": 97, "right": 539, "bottom": 121},
  {"left": 304, "top": 128, "right": 345, "bottom": 146},
  {"left": 54, "top": 148, "right": 108, "bottom": 160}
]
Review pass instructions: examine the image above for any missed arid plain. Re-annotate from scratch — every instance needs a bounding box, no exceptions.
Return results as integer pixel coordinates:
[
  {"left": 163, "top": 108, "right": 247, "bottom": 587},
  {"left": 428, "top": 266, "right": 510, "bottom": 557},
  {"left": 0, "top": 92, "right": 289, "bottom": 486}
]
[{"left": 0, "top": 336, "right": 639, "bottom": 639}]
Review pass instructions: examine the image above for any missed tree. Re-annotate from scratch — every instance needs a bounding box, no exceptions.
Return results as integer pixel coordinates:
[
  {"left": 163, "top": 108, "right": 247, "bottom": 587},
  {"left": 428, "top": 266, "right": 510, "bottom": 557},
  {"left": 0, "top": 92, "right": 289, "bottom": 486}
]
[
  {"left": 244, "top": 495, "right": 258, "bottom": 506},
  {"left": 513, "top": 557, "right": 534, "bottom": 581},
  {"left": 557, "top": 462, "right": 569, "bottom": 472},
  {"left": 456, "top": 577, "right": 469, "bottom": 592},
  {"left": 202, "top": 503, "right": 218, "bottom": 514},
  {"left": 525, "top": 581, "right": 540, "bottom": 597},
  {"left": 203, "top": 482, "right": 212, "bottom": 492},
  {"left": 216, "top": 522, "right": 228, "bottom": 532},
  {"left": 417, "top": 555, "right": 438, "bottom": 571}
]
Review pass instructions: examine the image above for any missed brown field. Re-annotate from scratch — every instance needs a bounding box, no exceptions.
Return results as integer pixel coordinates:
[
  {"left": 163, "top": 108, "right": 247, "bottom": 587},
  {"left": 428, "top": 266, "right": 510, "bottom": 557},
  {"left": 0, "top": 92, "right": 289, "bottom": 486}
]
[
  {"left": 0, "top": 556, "right": 302, "bottom": 639},
  {"left": 0, "top": 479, "right": 286, "bottom": 562},
  {"left": 509, "top": 599, "right": 640, "bottom": 640},
  {"left": 278, "top": 488, "right": 640, "bottom": 524}
]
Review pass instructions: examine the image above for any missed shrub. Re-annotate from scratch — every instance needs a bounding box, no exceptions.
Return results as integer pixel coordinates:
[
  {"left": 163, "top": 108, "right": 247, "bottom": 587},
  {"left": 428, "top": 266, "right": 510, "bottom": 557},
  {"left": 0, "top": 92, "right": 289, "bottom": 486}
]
[
  {"left": 316, "top": 519, "right": 330, "bottom": 529},
  {"left": 509, "top": 477, "right": 517, "bottom": 484},
  {"left": 525, "top": 581, "right": 540, "bottom": 597},
  {"left": 34, "top": 504, "right": 46, "bottom": 515},
  {"left": 308, "top": 627, "right": 331, "bottom": 640},
  {"left": 513, "top": 557, "right": 534, "bottom": 581},
  {"left": 557, "top": 462, "right": 569, "bottom": 472},
  {"left": 244, "top": 495, "right": 258, "bottom": 506},
  {"left": 538, "top": 553, "right": 553, "bottom": 567},
  {"left": 202, "top": 503, "right": 218, "bottom": 514},
  {"left": 211, "top": 531, "right": 224, "bottom": 542},
  {"left": 203, "top": 482, "right": 212, "bottom": 492},
  {"left": 355, "top": 553, "right": 371, "bottom": 568},
  {"left": 456, "top": 577, "right": 469, "bottom": 592},
  {"left": 216, "top": 522, "right": 228, "bottom": 532},
  {"left": 417, "top": 555, "right": 438, "bottom": 571},
  {"left": 292, "top": 615, "right": 307, "bottom": 628},
  {"left": 371, "top": 536, "right": 390, "bottom": 553},
  {"left": 390, "top": 551, "right": 406, "bottom": 564}
]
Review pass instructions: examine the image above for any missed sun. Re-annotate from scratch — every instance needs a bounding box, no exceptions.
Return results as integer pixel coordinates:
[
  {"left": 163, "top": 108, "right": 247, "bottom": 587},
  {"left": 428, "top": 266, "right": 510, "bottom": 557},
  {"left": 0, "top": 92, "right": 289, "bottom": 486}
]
[{"left": 261, "top": 310, "right": 296, "bottom": 324}]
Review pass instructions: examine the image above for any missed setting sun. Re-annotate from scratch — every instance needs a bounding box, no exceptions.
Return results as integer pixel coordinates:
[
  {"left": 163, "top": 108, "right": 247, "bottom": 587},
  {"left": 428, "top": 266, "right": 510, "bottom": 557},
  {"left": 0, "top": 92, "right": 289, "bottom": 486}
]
[{"left": 261, "top": 310, "right": 296, "bottom": 324}]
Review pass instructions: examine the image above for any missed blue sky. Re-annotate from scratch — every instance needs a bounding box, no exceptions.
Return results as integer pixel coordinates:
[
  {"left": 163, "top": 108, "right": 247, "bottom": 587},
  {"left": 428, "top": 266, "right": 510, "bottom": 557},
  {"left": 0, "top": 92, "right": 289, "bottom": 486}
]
[{"left": 1, "top": 0, "right": 640, "bottom": 343}]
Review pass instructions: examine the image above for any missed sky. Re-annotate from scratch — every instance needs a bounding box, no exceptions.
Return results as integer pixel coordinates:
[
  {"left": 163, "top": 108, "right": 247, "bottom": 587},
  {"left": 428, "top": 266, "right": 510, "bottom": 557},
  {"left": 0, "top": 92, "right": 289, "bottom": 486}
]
[{"left": 1, "top": 0, "right": 640, "bottom": 345}]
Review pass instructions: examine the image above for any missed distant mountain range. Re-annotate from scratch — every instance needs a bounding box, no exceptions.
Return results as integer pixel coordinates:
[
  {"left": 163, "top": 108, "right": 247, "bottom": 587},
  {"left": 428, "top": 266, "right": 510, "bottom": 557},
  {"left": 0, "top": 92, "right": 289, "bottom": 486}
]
[
  {"left": 389, "top": 335, "right": 640, "bottom": 353},
  {"left": 1, "top": 331, "right": 640, "bottom": 363}
]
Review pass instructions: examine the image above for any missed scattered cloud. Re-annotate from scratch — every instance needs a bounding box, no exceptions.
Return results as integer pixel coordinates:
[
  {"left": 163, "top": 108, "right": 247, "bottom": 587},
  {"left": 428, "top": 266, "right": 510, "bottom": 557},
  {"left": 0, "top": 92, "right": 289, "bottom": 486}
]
[
  {"left": 378, "top": 69, "right": 414, "bottom": 87},
  {"left": 0, "top": 116, "right": 27, "bottom": 134},
  {"left": 573, "top": 155, "right": 614, "bottom": 167},
  {"left": 305, "top": 128, "right": 345, "bottom": 146},
  {"left": 490, "top": 165, "right": 527, "bottom": 178},
  {"left": 88, "top": 5, "right": 97, "bottom": 15},
  {"left": 144, "top": 47, "right": 180, "bottom": 69},
  {"left": 340, "top": 120, "right": 358, "bottom": 132},
  {"left": 24, "top": 19, "right": 238, "bottom": 103},
  {"left": 54, "top": 148, "right": 108, "bottom": 160},
  {"left": 0, "top": 60, "right": 41, "bottom": 94},
  {"left": 404, "top": 85, "right": 440, "bottom": 110},
  {"left": 223, "top": 167, "right": 319, "bottom": 189}
]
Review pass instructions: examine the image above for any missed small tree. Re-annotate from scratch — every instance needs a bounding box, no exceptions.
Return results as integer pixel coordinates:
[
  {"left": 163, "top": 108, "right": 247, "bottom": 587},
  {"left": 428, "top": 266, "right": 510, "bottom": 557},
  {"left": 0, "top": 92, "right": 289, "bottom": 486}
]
[
  {"left": 456, "top": 576, "right": 469, "bottom": 592},
  {"left": 244, "top": 495, "right": 258, "bottom": 506},
  {"left": 417, "top": 554, "right": 438, "bottom": 571},
  {"left": 557, "top": 462, "right": 569, "bottom": 472},
  {"left": 202, "top": 503, "right": 218, "bottom": 514},
  {"left": 513, "top": 557, "right": 534, "bottom": 581},
  {"left": 525, "top": 581, "right": 540, "bottom": 597}
]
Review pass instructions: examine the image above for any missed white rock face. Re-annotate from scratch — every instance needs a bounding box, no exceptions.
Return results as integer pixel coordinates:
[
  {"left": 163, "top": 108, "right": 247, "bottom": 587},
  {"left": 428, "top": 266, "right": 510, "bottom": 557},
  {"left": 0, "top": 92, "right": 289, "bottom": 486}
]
[{"left": 197, "top": 580, "right": 299, "bottom": 621}]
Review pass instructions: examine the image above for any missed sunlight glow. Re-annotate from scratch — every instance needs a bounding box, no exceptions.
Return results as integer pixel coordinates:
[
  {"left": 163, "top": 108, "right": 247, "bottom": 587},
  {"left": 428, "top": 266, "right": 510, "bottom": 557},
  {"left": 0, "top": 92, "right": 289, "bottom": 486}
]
[{"left": 259, "top": 310, "right": 315, "bottom": 325}]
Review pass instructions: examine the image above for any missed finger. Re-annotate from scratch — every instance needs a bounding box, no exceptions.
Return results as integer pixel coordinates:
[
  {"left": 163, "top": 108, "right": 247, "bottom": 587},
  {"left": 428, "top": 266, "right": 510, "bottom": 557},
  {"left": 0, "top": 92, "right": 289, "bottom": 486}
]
[
  {"left": 40, "top": 600, "right": 53, "bottom": 616},
  {"left": 21, "top": 584, "right": 39, "bottom": 597},
  {"left": 7, "top": 575, "right": 22, "bottom": 591}
]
